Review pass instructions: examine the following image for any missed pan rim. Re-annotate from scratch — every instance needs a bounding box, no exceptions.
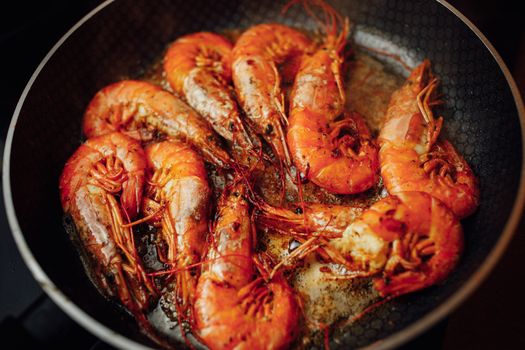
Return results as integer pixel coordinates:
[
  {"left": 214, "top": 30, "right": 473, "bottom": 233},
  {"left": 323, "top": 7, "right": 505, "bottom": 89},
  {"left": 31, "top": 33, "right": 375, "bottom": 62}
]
[
  {"left": 2, "top": 1, "right": 524, "bottom": 349},
  {"left": 1, "top": 2, "right": 148, "bottom": 349}
]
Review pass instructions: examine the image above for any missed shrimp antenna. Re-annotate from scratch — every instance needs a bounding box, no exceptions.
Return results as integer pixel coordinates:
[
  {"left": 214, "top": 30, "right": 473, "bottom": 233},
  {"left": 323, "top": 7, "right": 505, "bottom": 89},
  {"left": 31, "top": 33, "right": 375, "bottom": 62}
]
[
  {"left": 283, "top": 0, "right": 350, "bottom": 52},
  {"left": 355, "top": 44, "right": 412, "bottom": 72}
]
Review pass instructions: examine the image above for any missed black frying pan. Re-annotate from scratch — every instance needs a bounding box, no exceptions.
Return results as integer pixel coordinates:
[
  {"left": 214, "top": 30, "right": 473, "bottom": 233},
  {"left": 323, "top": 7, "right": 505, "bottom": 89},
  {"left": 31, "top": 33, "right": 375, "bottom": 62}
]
[{"left": 3, "top": 0, "right": 524, "bottom": 349}]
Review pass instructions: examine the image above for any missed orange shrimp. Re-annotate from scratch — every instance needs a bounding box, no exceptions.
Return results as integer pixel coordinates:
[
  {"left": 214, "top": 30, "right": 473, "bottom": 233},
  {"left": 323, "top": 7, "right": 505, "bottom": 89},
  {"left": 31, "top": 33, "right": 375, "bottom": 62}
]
[
  {"left": 83, "top": 80, "right": 231, "bottom": 168},
  {"left": 287, "top": 2, "right": 379, "bottom": 194},
  {"left": 59, "top": 132, "right": 156, "bottom": 314},
  {"left": 164, "top": 32, "right": 256, "bottom": 158},
  {"left": 329, "top": 192, "right": 463, "bottom": 297},
  {"left": 194, "top": 183, "right": 300, "bottom": 350},
  {"left": 232, "top": 23, "right": 312, "bottom": 169},
  {"left": 140, "top": 140, "right": 211, "bottom": 313},
  {"left": 378, "top": 60, "right": 479, "bottom": 218}
]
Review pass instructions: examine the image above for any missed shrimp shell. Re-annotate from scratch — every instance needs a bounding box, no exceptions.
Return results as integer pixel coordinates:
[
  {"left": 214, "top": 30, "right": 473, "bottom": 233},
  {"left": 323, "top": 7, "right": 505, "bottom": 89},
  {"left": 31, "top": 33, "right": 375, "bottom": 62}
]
[{"left": 83, "top": 80, "right": 232, "bottom": 168}]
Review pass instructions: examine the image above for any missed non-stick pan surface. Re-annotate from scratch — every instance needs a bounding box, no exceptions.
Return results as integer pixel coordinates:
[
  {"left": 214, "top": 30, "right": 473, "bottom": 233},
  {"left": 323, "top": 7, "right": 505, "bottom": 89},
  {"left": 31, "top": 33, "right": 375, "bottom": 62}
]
[{"left": 3, "top": 0, "right": 525, "bottom": 349}]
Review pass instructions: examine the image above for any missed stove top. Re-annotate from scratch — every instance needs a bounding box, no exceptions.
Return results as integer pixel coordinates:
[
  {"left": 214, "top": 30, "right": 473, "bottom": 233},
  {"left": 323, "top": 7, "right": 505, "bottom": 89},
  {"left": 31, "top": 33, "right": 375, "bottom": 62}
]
[{"left": 1, "top": 1, "right": 524, "bottom": 349}]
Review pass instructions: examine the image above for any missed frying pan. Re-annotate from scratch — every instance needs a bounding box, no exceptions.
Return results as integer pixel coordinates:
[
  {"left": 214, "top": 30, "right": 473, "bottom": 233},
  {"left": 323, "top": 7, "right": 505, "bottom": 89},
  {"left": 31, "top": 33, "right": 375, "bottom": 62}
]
[{"left": 3, "top": 0, "right": 524, "bottom": 349}]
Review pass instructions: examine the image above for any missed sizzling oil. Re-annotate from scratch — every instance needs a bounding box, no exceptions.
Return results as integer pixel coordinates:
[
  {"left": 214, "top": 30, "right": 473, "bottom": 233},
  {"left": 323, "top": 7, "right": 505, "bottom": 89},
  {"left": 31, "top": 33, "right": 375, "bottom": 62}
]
[{"left": 140, "top": 42, "right": 403, "bottom": 348}]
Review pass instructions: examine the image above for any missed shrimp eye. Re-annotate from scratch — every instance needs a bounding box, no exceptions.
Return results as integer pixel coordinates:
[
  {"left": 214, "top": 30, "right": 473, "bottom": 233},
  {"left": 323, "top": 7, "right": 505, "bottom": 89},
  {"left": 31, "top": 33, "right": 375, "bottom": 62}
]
[
  {"left": 295, "top": 207, "right": 303, "bottom": 214},
  {"left": 265, "top": 124, "right": 274, "bottom": 135},
  {"left": 299, "top": 170, "right": 309, "bottom": 183},
  {"left": 231, "top": 222, "right": 241, "bottom": 231},
  {"left": 63, "top": 215, "right": 74, "bottom": 229},
  {"left": 229, "top": 122, "right": 236, "bottom": 131}
]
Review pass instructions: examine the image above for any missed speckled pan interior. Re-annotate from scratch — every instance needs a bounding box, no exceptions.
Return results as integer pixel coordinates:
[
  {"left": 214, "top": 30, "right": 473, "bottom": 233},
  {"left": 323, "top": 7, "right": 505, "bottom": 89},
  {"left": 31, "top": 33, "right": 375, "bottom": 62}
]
[{"left": 5, "top": 0, "right": 523, "bottom": 349}]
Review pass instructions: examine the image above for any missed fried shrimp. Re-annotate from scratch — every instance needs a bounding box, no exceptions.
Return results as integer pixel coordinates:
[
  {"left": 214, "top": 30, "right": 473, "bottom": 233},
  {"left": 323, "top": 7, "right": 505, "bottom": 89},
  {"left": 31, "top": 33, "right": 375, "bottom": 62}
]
[
  {"left": 379, "top": 60, "right": 479, "bottom": 218},
  {"left": 164, "top": 32, "right": 256, "bottom": 160},
  {"left": 287, "top": 1, "right": 379, "bottom": 194},
  {"left": 232, "top": 23, "right": 312, "bottom": 169},
  {"left": 194, "top": 183, "right": 300, "bottom": 350},
  {"left": 83, "top": 80, "right": 232, "bottom": 168}
]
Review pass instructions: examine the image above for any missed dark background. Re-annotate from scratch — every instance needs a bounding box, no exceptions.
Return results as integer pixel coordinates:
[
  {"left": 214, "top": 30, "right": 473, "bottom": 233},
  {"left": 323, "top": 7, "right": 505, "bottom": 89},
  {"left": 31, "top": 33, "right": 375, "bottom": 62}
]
[{"left": 0, "top": 1, "right": 524, "bottom": 349}]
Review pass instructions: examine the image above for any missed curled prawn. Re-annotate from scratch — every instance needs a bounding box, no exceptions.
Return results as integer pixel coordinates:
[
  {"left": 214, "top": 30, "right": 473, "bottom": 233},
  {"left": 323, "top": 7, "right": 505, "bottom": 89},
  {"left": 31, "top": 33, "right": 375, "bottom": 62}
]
[
  {"left": 194, "top": 183, "right": 300, "bottom": 350},
  {"left": 59, "top": 132, "right": 157, "bottom": 315},
  {"left": 287, "top": 2, "right": 379, "bottom": 194},
  {"left": 83, "top": 80, "right": 231, "bottom": 168},
  {"left": 232, "top": 23, "right": 312, "bottom": 169},
  {"left": 329, "top": 192, "right": 463, "bottom": 297},
  {"left": 164, "top": 32, "right": 256, "bottom": 158},
  {"left": 139, "top": 140, "right": 211, "bottom": 313},
  {"left": 378, "top": 60, "right": 479, "bottom": 219}
]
